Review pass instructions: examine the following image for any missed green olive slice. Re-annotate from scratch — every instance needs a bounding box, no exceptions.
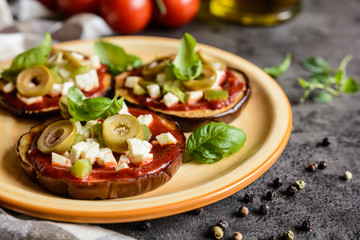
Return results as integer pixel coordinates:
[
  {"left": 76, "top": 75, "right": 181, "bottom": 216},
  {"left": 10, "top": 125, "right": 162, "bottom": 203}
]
[
  {"left": 64, "top": 52, "right": 84, "bottom": 69},
  {"left": 59, "top": 95, "right": 72, "bottom": 119},
  {"left": 37, "top": 120, "right": 77, "bottom": 155},
  {"left": 103, "top": 114, "right": 144, "bottom": 153},
  {"left": 182, "top": 65, "right": 217, "bottom": 91},
  {"left": 142, "top": 57, "right": 169, "bottom": 77},
  {"left": 198, "top": 50, "right": 227, "bottom": 71},
  {"left": 16, "top": 66, "right": 54, "bottom": 97}
]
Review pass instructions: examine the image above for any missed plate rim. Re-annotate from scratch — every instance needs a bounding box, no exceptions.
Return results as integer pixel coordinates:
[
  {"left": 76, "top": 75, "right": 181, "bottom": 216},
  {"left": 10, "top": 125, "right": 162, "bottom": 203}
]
[{"left": 0, "top": 35, "right": 292, "bottom": 223}]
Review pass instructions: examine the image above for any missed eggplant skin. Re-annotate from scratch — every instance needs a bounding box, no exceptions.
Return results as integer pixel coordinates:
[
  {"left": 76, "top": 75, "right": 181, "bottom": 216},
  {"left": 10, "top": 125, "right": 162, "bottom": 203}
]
[
  {"left": 0, "top": 73, "right": 113, "bottom": 119},
  {"left": 16, "top": 111, "right": 185, "bottom": 200},
  {"left": 116, "top": 68, "right": 251, "bottom": 132}
]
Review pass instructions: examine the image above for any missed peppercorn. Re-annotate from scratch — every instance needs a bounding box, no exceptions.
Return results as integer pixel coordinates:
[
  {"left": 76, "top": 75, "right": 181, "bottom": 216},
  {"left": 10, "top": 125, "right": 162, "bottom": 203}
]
[
  {"left": 343, "top": 171, "right": 352, "bottom": 180},
  {"left": 307, "top": 163, "right": 317, "bottom": 172},
  {"left": 140, "top": 221, "right": 151, "bottom": 231},
  {"left": 301, "top": 220, "right": 312, "bottom": 232},
  {"left": 195, "top": 207, "right": 204, "bottom": 215},
  {"left": 273, "top": 177, "right": 283, "bottom": 189},
  {"left": 266, "top": 190, "right": 276, "bottom": 200},
  {"left": 259, "top": 204, "right": 269, "bottom": 215},
  {"left": 212, "top": 226, "right": 224, "bottom": 239},
  {"left": 217, "top": 220, "right": 229, "bottom": 231},
  {"left": 238, "top": 206, "right": 249, "bottom": 217},
  {"left": 243, "top": 192, "right": 254, "bottom": 203},
  {"left": 295, "top": 180, "right": 306, "bottom": 189},
  {"left": 232, "top": 232, "right": 243, "bottom": 240},
  {"left": 283, "top": 230, "right": 294, "bottom": 240},
  {"left": 286, "top": 185, "right": 297, "bottom": 196},
  {"left": 318, "top": 161, "right": 327, "bottom": 169}
]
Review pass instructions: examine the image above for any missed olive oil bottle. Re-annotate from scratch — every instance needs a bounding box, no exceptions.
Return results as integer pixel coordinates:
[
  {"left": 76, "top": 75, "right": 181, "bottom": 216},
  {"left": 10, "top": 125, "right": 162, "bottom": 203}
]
[{"left": 209, "top": 0, "right": 301, "bottom": 26}]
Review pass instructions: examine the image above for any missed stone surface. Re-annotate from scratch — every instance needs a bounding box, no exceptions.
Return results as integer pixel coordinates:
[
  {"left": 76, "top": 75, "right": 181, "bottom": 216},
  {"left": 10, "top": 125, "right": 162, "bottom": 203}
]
[{"left": 99, "top": 1, "right": 360, "bottom": 239}]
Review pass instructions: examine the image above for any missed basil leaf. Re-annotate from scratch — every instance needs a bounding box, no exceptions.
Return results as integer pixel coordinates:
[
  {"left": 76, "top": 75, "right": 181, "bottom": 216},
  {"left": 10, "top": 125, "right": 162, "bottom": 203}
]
[
  {"left": 308, "top": 72, "right": 331, "bottom": 86},
  {"left": 263, "top": 53, "right": 291, "bottom": 77},
  {"left": 184, "top": 122, "right": 246, "bottom": 164},
  {"left": 2, "top": 33, "right": 52, "bottom": 81},
  {"left": 67, "top": 87, "right": 124, "bottom": 121},
  {"left": 342, "top": 77, "right": 359, "bottom": 93},
  {"left": 172, "top": 33, "right": 202, "bottom": 80},
  {"left": 303, "top": 57, "right": 330, "bottom": 73},
  {"left": 94, "top": 40, "right": 142, "bottom": 75},
  {"left": 312, "top": 91, "right": 333, "bottom": 103},
  {"left": 334, "top": 70, "right": 343, "bottom": 87},
  {"left": 298, "top": 78, "right": 310, "bottom": 88}
]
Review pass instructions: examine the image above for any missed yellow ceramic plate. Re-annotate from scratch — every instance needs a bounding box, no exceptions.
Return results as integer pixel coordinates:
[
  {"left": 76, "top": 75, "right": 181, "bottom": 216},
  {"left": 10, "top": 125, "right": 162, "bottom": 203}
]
[{"left": 0, "top": 36, "right": 291, "bottom": 223}]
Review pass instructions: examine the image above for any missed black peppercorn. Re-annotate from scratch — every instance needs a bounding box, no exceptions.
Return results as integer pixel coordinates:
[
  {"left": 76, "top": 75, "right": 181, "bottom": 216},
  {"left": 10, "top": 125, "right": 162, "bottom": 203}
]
[
  {"left": 286, "top": 185, "right": 297, "bottom": 196},
  {"left": 195, "top": 207, "right": 204, "bottom": 215},
  {"left": 140, "top": 221, "right": 151, "bottom": 231},
  {"left": 319, "top": 137, "right": 330, "bottom": 147},
  {"left": 318, "top": 161, "right": 327, "bottom": 169},
  {"left": 301, "top": 220, "right": 312, "bottom": 232},
  {"left": 266, "top": 190, "right": 276, "bottom": 200},
  {"left": 259, "top": 204, "right": 269, "bottom": 215},
  {"left": 243, "top": 192, "right": 254, "bottom": 203},
  {"left": 273, "top": 177, "right": 283, "bottom": 189},
  {"left": 217, "top": 220, "right": 229, "bottom": 231},
  {"left": 307, "top": 163, "right": 317, "bottom": 172},
  {"left": 238, "top": 206, "right": 249, "bottom": 217}
]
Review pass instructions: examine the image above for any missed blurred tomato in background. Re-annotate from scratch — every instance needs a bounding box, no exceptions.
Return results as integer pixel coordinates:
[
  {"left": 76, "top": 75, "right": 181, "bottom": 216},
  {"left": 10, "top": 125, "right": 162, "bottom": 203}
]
[{"left": 55, "top": 0, "right": 100, "bottom": 16}]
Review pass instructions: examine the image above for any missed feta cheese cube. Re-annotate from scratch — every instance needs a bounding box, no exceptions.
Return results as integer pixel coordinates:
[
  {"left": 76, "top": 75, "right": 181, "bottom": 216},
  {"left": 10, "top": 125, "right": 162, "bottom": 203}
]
[
  {"left": 47, "top": 52, "right": 63, "bottom": 65},
  {"left": 16, "top": 94, "right": 43, "bottom": 105},
  {"left": 49, "top": 83, "right": 63, "bottom": 96},
  {"left": 156, "top": 132, "right": 177, "bottom": 145},
  {"left": 163, "top": 92, "right": 179, "bottom": 107},
  {"left": 81, "top": 142, "right": 100, "bottom": 164},
  {"left": 90, "top": 55, "right": 101, "bottom": 69},
  {"left": 118, "top": 102, "right": 131, "bottom": 115},
  {"left": 137, "top": 114, "right": 153, "bottom": 126},
  {"left": 70, "top": 52, "right": 84, "bottom": 60},
  {"left": 86, "top": 138, "right": 99, "bottom": 144},
  {"left": 52, "top": 152, "right": 72, "bottom": 167},
  {"left": 85, "top": 120, "right": 99, "bottom": 128},
  {"left": 130, "top": 153, "right": 153, "bottom": 166},
  {"left": 186, "top": 91, "right": 203, "bottom": 104},
  {"left": 58, "top": 67, "right": 71, "bottom": 79},
  {"left": 3, "top": 82, "right": 15, "bottom": 93},
  {"left": 79, "top": 126, "right": 91, "bottom": 138},
  {"left": 125, "top": 76, "right": 141, "bottom": 88},
  {"left": 70, "top": 141, "right": 88, "bottom": 164},
  {"left": 211, "top": 70, "right": 226, "bottom": 89},
  {"left": 115, "top": 162, "right": 129, "bottom": 171},
  {"left": 119, "top": 155, "right": 130, "bottom": 164},
  {"left": 96, "top": 148, "right": 117, "bottom": 168},
  {"left": 61, "top": 81, "right": 75, "bottom": 95},
  {"left": 127, "top": 138, "right": 152, "bottom": 156},
  {"left": 75, "top": 69, "right": 99, "bottom": 92},
  {"left": 146, "top": 84, "right": 161, "bottom": 99}
]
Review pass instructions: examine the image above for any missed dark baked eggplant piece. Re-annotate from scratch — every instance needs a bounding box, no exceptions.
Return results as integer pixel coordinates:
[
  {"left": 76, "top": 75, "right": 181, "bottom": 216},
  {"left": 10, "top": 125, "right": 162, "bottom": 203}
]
[{"left": 16, "top": 107, "right": 186, "bottom": 200}]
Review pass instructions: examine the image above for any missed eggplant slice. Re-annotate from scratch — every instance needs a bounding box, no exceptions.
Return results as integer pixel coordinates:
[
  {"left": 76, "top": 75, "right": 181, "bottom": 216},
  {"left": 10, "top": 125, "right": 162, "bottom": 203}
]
[
  {"left": 115, "top": 67, "right": 250, "bottom": 132},
  {"left": 16, "top": 107, "right": 186, "bottom": 200}
]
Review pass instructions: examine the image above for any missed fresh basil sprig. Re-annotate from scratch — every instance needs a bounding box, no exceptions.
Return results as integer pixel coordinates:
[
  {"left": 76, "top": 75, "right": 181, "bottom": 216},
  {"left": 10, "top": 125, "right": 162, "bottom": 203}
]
[
  {"left": 67, "top": 86, "right": 124, "bottom": 121},
  {"left": 2, "top": 32, "right": 52, "bottom": 81},
  {"left": 94, "top": 40, "right": 142, "bottom": 75},
  {"left": 263, "top": 53, "right": 292, "bottom": 77},
  {"left": 183, "top": 122, "right": 247, "bottom": 164},
  {"left": 172, "top": 33, "right": 202, "bottom": 80},
  {"left": 298, "top": 55, "right": 359, "bottom": 103}
]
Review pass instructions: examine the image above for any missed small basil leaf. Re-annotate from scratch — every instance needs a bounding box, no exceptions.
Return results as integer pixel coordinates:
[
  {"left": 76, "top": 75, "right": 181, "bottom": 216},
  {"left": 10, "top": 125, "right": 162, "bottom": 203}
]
[
  {"left": 342, "top": 77, "right": 359, "bottom": 93},
  {"left": 303, "top": 57, "right": 330, "bottom": 73},
  {"left": 308, "top": 72, "right": 332, "bottom": 86},
  {"left": 94, "top": 40, "right": 142, "bottom": 75},
  {"left": 298, "top": 78, "right": 310, "bottom": 88},
  {"left": 263, "top": 53, "right": 292, "bottom": 77},
  {"left": 2, "top": 33, "right": 52, "bottom": 81},
  {"left": 312, "top": 91, "right": 332, "bottom": 103},
  {"left": 184, "top": 122, "right": 246, "bottom": 164},
  {"left": 172, "top": 33, "right": 202, "bottom": 80},
  {"left": 334, "top": 70, "right": 343, "bottom": 87}
]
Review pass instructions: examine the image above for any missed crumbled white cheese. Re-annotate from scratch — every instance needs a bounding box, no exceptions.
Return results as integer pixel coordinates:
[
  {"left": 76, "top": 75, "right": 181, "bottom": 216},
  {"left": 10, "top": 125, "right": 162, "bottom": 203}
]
[
  {"left": 2, "top": 82, "right": 15, "bottom": 93},
  {"left": 186, "top": 91, "right": 203, "bottom": 104},
  {"left": 127, "top": 138, "right": 153, "bottom": 165},
  {"left": 130, "top": 153, "right": 153, "bottom": 166},
  {"left": 52, "top": 152, "right": 72, "bottom": 167},
  {"left": 16, "top": 94, "right": 43, "bottom": 105},
  {"left": 79, "top": 126, "right": 91, "bottom": 138},
  {"left": 75, "top": 69, "right": 99, "bottom": 92},
  {"left": 47, "top": 52, "right": 63, "bottom": 65},
  {"left": 70, "top": 141, "right": 99, "bottom": 164},
  {"left": 137, "top": 114, "right": 153, "bottom": 126},
  {"left": 58, "top": 67, "right": 71, "bottom": 79},
  {"left": 163, "top": 92, "right": 179, "bottom": 107},
  {"left": 49, "top": 83, "right": 63, "bottom": 96},
  {"left": 61, "top": 81, "right": 75, "bottom": 95},
  {"left": 96, "top": 148, "right": 117, "bottom": 168},
  {"left": 210, "top": 70, "right": 226, "bottom": 89},
  {"left": 118, "top": 102, "right": 131, "bottom": 115},
  {"left": 147, "top": 84, "right": 161, "bottom": 99},
  {"left": 115, "top": 162, "right": 129, "bottom": 171},
  {"left": 119, "top": 155, "right": 130, "bottom": 164},
  {"left": 70, "top": 52, "right": 84, "bottom": 60},
  {"left": 90, "top": 55, "right": 101, "bottom": 69},
  {"left": 156, "top": 132, "right": 177, "bottom": 145},
  {"left": 125, "top": 76, "right": 141, "bottom": 88},
  {"left": 70, "top": 141, "right": 88, "bottom": 164}
]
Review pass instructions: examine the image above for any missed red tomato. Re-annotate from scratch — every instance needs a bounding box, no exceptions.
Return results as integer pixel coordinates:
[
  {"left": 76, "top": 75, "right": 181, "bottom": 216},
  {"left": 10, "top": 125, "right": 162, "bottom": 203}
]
[
  {"left": 154, "top": 0, "right": 200, "bottom": 28},
  {"left": 37, "top": 0, "right": 57, "bottom": 10},
  {"left": 55, "top": 0, "right": 100, "bottom": 16},
  {"left": 99, "top": 0, "right": 152, "bottom": 35}
]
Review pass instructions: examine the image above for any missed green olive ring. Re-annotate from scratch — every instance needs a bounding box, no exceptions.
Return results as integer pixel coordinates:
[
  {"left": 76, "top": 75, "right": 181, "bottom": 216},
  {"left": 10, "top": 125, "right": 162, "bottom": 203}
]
[
  {"left": 59, "top": 95, "right": 72, "bottom": 119},
  {"left": 141, "top": 57, "right": 169, "bottom": 77},
  {"left": 103, "top": 114, "right": 144, "bottom": 153},
  {"left": 37, "top": 120, "right": 77, "bottom": 155},
  {"left": 182, "top": 65, "right": 217, "bottom": 91},
  {"left": 16, "top": 65, "right": 54, "bottom": 97}
]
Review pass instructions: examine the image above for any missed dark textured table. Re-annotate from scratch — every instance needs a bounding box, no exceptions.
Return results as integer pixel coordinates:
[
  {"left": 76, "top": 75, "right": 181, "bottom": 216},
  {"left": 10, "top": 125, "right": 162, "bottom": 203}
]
[
  {"left": 100, "top": 1, "right": 360, "bottom": 239},
  {"left": 2, "top": 0, "right": 360, "bottom": 239}
]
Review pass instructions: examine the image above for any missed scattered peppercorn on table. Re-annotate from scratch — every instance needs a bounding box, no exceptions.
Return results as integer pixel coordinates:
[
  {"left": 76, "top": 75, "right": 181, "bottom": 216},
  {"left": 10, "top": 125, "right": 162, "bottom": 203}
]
[{"left": 0, "top": 0, "right": 359, "bottom": 239}]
